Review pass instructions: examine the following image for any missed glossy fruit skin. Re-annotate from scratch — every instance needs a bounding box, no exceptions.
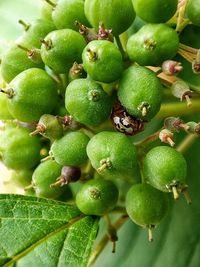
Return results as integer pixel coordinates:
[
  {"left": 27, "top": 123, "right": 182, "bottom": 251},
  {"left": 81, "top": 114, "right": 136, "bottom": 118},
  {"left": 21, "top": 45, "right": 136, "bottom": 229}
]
[
  {"left": 40, "top": 0, "right": 56, "bottom": 22},
  {"left": 86, "top": 131, "right": 137, "bottom": 180},
  {"left": 126, "top": 183, "right": 168, "bottom": 227},
  {"left": 84, "top": 0, "right": 135, "bottom": 36},
  {"left": 7, "top": 68, "right": 58, "bottom": 122},
  {"left": 0, "top": 126, "right": 41, "bottom": 170},
  {"left": 143, "top": 146, "right": 187, "bottom": 192},
  {"left": 0, "top": 45, "right": 43, "bottom": 83},
  {"left": 65, "top": 78, "right": 112, "bottom": 127},
  {"left": 76, "top": 179, "right": 119, "bottom": 215},
  {"left": 117, "top": 65, "right": 163, "bottom": 121},
  {"left": 132, "top": 0, "right": 178, "bottom": 23},
  {"left": 127, "top": 24, "right": 179, "bottom": 66},
  {"left": 17, "top": 19, "right": 56, "bottom": 48},
  {"left": 82, "top": 40, "right": 123, "bottom": 83},
  {"left": 0, "top": 94, "right": 13, "bottom": 120},
  {"left": 41, "top": 29, "right": 86, "bottom": 73},
  {"left": 186, "top": 0, "right": 200, "bottom": 26},
  {"left": 32, "top": 159, "right": 66, "bottom": 199},
  {"left": 52, "top": 0, "right": 90, "bottom": 30},
  {"left": 51, "top": 131, "right": 90, "bottom": 166}
]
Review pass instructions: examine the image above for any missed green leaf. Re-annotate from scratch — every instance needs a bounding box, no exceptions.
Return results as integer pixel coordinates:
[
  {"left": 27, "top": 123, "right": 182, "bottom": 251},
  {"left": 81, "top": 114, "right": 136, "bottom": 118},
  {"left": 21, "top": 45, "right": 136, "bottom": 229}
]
[{"left": 0, "top": 194, "right": 99, "bottom": 267}]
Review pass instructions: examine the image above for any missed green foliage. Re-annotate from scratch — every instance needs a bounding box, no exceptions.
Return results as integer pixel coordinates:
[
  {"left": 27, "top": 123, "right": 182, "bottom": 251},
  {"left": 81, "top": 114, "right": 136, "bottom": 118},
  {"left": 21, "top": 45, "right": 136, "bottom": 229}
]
[{"left": 0, "top": 194, "right": 99, "bottom": 267}]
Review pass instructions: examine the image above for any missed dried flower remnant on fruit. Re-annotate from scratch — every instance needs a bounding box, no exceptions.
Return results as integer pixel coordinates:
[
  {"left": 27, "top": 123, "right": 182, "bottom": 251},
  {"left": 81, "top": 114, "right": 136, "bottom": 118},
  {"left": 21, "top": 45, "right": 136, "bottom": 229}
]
[
  {"left": 159, "top": 129, "right": 175, "bottom": 147},
  {"left": 192, "top": 50, "right": 200, "bottom": 74},
  {"left": 186, "top": 121, "right": 200, "bottom": 134},
  {"left": 69, "top": 62, "right": 84, "bottom": 81},
  {"left": 171, "top": 80, "right": 192, "bottom": 107},
  {"left": 75, "top": 21, "right": 97, "bottom": 43},
  {"left": 164, "top": 117, "right": 189, "bottom": 132},
  {"left": 162, "top": 60, "right": 183, "bottom": 75},
  {"left": 17, "top": 44, "right": 43, "bottom": 64},
  {"left": 111, "top": 102, "right": 145, "bottom": 136},
  {"left": 51, "top": 166, "right": 81, "bottom": 187},
  {"left": 97, "top": 22, "right": 113, "bottom": 42},
  {"left": 57, "top": 115, "right": 81, "bottom": 130}
]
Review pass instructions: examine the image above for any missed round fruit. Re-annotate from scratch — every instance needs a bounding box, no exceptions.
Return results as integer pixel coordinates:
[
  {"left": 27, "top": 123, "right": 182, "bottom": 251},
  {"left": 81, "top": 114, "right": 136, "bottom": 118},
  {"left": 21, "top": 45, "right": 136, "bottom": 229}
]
[
  {"left": 50, "top": 131, "right": 90, "bottom": 166},
  {"left": 86, "top": 131, "right": 137, "bottom": 180},
  {"left": 84, "top": 0, "right": 135, "bottom": 36},
  {"left": 0, "top": 126, "right": 41, "bottom": 170},
  {"left": 186, "top": 0, "right": 200, "bottom": 26},
  {"left": 40, "top": 29, "right": 86, "bottom": 73},
  {"left": 117, "top": 65, "right": 163, "bottom": 121},
  {"left": 143, "top": 146, "right": 187, "bottom": 198},
  {"left": 0, "top": 94, "right": 13, "bottom": 120},
  {"left": 32, "top": 159, "right": 66, "bottom": 199},
  {"left": 82, "top": 40, "right": 123, "bottom": 83},
  {"left": 17, "top": 19, "right": 56, "bottom": 48},
  {"left": 132, "top": 0, "right": 178, "bottom": 23},
  {"left": 52, "top": 0, "right": 90, "bottom": 30},
  {"left": 31, "top": 114, "right": 63, "bottom": 141},
  {"left": 76, "top": 179, "right": 119, "bottom": 215},
  {"left": 65, "top": 78, "right": 112, "bottom": 127},
  {"left": 0, "top": 44, "right": 43, "bottom": 83},
  {"left": 126, "top": 183, "right": 168, "bottom": 240},
  {"left": 127, "top": 23, "right": 179, "bottom": 66},
  {"left": 7, "top": 68, "right": 58, "bottom": 122}
]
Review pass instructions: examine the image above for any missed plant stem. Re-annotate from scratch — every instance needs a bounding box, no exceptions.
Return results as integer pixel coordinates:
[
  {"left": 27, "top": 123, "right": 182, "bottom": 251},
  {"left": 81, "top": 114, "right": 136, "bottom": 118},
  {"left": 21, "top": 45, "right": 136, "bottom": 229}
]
[
  {"left": 156, "top": 99, "right": 200, "bottom": 118},
  {"left": 115, "top": 35, "right": 127, "bottom": 60},
  {"left": 87, "top": 215, "right": 128, "bottom": 267},
  {"left": 135, "top": 129, "right": 162, "bottom": 147},
  {"left": 176, "top": 133, "right": 199, "bottom": 154}
]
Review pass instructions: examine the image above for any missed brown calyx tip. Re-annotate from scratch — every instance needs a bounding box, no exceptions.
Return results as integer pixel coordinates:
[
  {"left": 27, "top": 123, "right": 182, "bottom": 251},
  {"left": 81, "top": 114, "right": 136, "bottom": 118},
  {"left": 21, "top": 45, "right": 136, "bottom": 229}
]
[
  {"left": 159, "top": 129, "right": 175, "bottom": 147},
  {"left": 0, "top": 88, "right": 14, "bottom": 98},
  {"left": 87, "top": 48, "right": 97, "bottom": 61},
  {"left": 40, "top": 38, "right": 52, "bottom": 50},
  {"left": 182, "top": 92, "right": 192, "bottom": 107},
  {"left": 18, "top": 19, "right": 31, "bottom": 31}
]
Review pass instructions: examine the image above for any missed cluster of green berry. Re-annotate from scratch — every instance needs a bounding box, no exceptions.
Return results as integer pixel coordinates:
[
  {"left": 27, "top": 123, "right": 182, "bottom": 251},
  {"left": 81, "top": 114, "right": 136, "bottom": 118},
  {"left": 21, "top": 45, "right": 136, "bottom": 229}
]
[{"left": 0, "top": 0, "right": 200, "bottom": 245}]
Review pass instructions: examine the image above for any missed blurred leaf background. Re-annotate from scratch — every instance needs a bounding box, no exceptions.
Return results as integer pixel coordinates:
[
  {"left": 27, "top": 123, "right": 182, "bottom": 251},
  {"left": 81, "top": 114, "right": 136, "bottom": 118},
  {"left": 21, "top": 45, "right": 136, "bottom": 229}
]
[{"left": 0, "top": 1, "right": 200, "bottom": 266}]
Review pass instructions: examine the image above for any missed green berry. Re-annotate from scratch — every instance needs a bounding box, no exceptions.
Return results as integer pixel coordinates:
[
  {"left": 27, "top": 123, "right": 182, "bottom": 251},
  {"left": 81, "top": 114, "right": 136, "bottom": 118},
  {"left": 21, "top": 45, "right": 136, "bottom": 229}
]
[
  {"left": 84, "top": 0, "right": 135, "bottom": 36},
  {"left": 86, "top": 131, "right": 137, "bottom": 180},
  {"left": 31, "top": 114, "right": 63, "bottom": 141},
  {"left": 186, "top": 0, "right": 200, "bottom": 27},
  {"left": 6, "top": 68, "right": 58, "bottom": 122},
  {"left": 127, "top": 24, "right": 179, "bottom": 66},
  {"left": 82, "top": 40, "right": 123, "bottom": 83},
  {"left": 52, "top": 0, "right": 90, "bottom": 30},
  {"left": 65, "top": 78, "right": 112, "bottom": 127},
  {"left": 143, "top": 146, "right": 189, "bottom": 201},
  {"left": 32, "top": 159, "right": 66, "bottom": 199},
  {"left": 50, "top": 131, "right": 90, "bottom": 166},
  {"left": 0, "top": 93, "right": 13, "bottom": 120},
  {"left": 0, "top": 44, "right": 43, "bottom": 83},
  {"left": 118, "top": 65, "right": 163, "bottom": 121},
  {"left": 76, "top": 179, "right": 119, "bottom": 215},
  {"left": 40, "top": 29, "right": 86, "bottom": 73},
  {"left": 126, "top": 183, "right": 168, "bottom": 241},
  {"left": 17, "top": 19, "right": 56, "bottom": 48},
  {"left": 132, "top": 0, "right": 178, "bottom": 23},
  {"left": 0, "top": 126, "right": 41, "bottom": 170}
]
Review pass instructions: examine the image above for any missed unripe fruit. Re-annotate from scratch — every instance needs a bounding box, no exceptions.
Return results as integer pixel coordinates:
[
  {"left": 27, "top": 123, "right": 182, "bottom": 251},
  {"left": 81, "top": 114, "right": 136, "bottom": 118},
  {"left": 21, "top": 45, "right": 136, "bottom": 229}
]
[
  {"left": 186, "top": 0, "right": 200, "bottom": 27},
  {"left": 86, "top": 131, "right": 137, "bottom": 180},
  {"left": 0, "top": 44, "right": 43, "bottom": 83},
  {"left": 127, "top": 24, "right": 179, "bottom": 66},
  {"left": 50, "top": 131, "right": 90, "bottom": 166},
  {"left": 0, "top": 94, "right": 13, "bottom": 120},
  {"left": 84, "top": 0, "right": 135, "bottom": 36},
  {"left": 10, "top": 169, "right": 33, "bottom": 188},
  {"left": 143, "top": 146, "right": 189, "bottom": 201},
  {"left": 82, "top": 40, "right": 123, "bottom": 83},
  {"left": 40, "top": 29, "right": 86, "bottom": 73},
  {"left": 6, "top": 68, "right": 58, "bottom": 122},
  {"left": 118, "top": 65, "right": 163, "bottom": 121},
  {"left": 132, "top": 0, "right": 178, "bottom": 23},
  {"left": 52, "top": 0, "right": 90, "bottom": 30},
  {"left": 76, "top": 179, "right": 119, "bottom": 215},
  {"left": 65, "top": 78, "right": 112, "bottom": 127},
  {"left": 17, "top": 19, "right": 56, "bottom": 48},
  {"left": 32, "top": 159, "right": 66, "bottom": 199},
  {"left": 0, "top": 126, "right": 41, "bottom": 170},
  {"left": 126, "top": 183, "right": 168, "bottom": 241}
]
